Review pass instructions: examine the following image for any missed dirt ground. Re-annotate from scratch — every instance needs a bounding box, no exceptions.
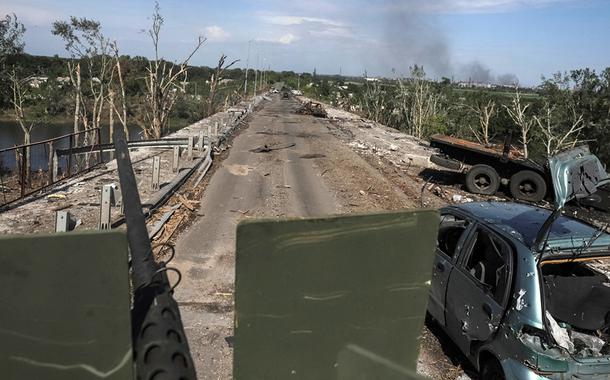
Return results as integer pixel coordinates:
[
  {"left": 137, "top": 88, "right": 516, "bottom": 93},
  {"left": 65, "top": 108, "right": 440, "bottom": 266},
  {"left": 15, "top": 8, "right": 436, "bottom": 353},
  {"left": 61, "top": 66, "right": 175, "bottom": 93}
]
[{"left": 171, "top": 95, "right": 480, "bottom": 379}]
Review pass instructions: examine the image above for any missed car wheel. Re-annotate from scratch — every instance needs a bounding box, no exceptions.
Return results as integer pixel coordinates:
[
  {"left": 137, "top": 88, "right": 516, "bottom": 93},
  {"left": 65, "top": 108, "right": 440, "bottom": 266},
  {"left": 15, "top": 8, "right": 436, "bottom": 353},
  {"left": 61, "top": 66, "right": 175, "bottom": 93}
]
[
  {"left": 481, "top": 357, "right": 505, "bottom": 380},
  {"left": 465, "top": 165, "right": 500, "bottom": 195},
  {"left": 509, "top": 170, "right": 547, "bottom": 202}
]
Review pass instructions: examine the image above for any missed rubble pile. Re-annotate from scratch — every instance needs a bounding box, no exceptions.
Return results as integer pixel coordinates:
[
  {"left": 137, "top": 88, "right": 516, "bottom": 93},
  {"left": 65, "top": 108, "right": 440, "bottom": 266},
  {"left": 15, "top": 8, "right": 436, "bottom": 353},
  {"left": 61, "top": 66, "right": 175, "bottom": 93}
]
[{"left": 296, "top": 101, "right": 327, "bottom": 118}]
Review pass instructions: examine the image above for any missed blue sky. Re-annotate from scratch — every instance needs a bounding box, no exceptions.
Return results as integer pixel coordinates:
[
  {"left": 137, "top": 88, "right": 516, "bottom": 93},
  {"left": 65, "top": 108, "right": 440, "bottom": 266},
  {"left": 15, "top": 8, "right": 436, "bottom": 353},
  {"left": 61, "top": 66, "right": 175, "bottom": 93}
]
[{"left": 2, "top": 0, "right": 609, "bottom": 85}]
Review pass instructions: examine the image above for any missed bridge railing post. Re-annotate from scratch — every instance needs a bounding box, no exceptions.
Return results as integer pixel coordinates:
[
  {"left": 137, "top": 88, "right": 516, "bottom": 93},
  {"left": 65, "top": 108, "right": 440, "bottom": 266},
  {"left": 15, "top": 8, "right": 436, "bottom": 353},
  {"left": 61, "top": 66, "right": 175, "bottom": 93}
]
[
  {"left": 198, "top": 130, "right": 205, "bottom": 152},
  {"left": 152, "top": 156, "right": 161, "bottom": 190},
  {"left": 173, "top": 146, "right": 180, "bottom": 173}
]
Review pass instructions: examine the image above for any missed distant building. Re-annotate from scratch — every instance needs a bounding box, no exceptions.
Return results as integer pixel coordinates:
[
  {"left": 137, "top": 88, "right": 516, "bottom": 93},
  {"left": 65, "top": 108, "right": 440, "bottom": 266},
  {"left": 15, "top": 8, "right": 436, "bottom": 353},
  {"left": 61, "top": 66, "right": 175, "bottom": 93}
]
[
  {"left": 456, "top": 81, "right": 497, "bottom": 89},
  {"left": 27, "top": 76, "right": 48, "bottom": 88},
  {"left": 56, "top": 76, "right": 71, "bottom": 88},
  {"left": 365, "top": 77, "right": 380, "bottom": 82}
]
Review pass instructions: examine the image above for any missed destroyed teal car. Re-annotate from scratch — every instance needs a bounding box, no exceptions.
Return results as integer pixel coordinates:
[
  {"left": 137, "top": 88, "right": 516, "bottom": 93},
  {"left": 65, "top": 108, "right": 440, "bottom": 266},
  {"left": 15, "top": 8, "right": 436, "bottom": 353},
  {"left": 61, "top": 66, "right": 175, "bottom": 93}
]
[{"left": 429, "top": 147, "right": 610, "bottom": 379}]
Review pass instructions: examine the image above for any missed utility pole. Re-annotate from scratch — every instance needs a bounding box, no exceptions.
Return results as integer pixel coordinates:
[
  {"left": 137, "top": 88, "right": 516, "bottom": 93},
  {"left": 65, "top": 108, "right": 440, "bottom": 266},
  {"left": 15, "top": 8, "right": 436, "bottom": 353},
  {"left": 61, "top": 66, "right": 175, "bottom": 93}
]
[
  {"left": 244, "top": 39, "right": 252, "bottom": 96},
  {"left": 297, "top": 73, "right": 300, "bottom": 91}
]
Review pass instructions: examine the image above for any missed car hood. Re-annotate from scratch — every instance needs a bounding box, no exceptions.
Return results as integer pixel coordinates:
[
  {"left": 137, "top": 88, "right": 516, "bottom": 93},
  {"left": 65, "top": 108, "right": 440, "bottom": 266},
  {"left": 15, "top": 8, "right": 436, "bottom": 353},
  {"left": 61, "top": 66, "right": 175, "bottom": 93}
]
[
  {"left": 549, "top": 145, "right": 609, "bottom": 209},
  {"left": 534, "top": 146, "right": 609, "bottom": 254}
]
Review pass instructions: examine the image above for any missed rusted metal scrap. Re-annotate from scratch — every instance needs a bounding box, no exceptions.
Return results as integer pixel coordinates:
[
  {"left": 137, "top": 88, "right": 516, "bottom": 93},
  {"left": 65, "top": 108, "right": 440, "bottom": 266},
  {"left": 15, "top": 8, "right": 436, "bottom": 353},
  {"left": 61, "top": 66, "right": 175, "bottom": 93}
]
[{"left": 296, "top": 101, "right": 327, "bottom": 118}]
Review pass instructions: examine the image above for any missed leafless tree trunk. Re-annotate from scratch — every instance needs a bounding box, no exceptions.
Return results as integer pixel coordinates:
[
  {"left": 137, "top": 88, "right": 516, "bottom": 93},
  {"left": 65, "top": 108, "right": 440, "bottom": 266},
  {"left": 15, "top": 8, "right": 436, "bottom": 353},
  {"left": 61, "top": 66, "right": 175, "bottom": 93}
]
[
  {"left": 143, "top": 2, "right": 205, "bottom": 139},
  {"left": 53, "top": 17, "right": 114, "bottom": 163},
  {"left": 504, "top": 87, "right": 534, "bottom": 158},
  {"left": 208, "top": 54, "right": 239, "bottom": 116},
  {"left": 467, "top": 99, "right": 496, "bottom": 146},
  {"left": 67, "top": 61, "right": 82, "bottom": 139},
  {"left": 535, "top": 102, "right": 585, "bottom": 156},
  {"left": 108, "top": 89, "right": 114, "bottom": 141},
  {"left": 104, "top": 44, "right": 129, "bottom": 141},
  {"left": 9, "top": 70, "right": 35, "bottom": 185}
]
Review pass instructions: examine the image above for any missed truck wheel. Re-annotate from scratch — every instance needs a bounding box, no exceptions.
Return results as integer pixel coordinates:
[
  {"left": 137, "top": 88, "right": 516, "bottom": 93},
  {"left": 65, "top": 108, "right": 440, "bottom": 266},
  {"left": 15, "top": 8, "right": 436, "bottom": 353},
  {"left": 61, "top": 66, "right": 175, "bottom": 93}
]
[
  {"left": 465, "top": 165, "right": 500, "bottom": 195},
  {"left": 430, "top": 154, "right": 462, "bottom": 171},
  {"left": 509, "top": 170, "right": 547, "bottom": 202}
]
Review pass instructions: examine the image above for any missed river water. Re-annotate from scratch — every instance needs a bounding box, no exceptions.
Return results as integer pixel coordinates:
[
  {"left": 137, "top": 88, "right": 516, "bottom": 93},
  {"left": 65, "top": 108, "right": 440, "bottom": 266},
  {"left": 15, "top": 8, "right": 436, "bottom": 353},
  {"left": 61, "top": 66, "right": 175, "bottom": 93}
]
[
  {"left": 0, "top": 120, "right": 144, "bottom": 149},
  {"left": 0, "top": 120, "right": 144, "bottom": 171}
]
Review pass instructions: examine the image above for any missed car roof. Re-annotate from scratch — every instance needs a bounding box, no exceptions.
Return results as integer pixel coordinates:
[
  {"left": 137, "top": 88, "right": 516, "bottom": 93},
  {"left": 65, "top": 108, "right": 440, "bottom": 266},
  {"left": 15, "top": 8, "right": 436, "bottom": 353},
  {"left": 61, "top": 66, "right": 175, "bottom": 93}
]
[{"left": 444, "top": 201, "right": 610, "bottom": 250}]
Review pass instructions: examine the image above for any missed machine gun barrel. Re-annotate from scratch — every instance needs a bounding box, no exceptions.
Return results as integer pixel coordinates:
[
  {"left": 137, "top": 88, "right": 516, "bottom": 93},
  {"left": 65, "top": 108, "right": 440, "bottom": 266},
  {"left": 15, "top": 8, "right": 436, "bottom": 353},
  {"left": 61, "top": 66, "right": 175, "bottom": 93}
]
[{"left": 113, "top": 128, "right": 197, "bottom": 379}]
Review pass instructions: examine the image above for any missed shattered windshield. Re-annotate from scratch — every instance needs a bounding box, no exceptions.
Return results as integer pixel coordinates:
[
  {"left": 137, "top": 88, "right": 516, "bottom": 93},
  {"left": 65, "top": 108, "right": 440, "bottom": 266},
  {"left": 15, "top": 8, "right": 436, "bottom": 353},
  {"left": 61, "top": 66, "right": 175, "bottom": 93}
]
[{"left": 457, "top": 202, "right": 610, "bottom": 250}]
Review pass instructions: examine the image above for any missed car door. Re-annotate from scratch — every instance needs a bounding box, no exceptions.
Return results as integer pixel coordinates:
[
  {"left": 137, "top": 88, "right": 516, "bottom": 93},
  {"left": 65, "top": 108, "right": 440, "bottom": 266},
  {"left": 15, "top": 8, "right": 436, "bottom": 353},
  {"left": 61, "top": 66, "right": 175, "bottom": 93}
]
[
  {"left": 444, "top": 225, "right": 513, "bottom": 354},
  {"left": 428, "top": 213, "right": 472, "bottom": 326}
]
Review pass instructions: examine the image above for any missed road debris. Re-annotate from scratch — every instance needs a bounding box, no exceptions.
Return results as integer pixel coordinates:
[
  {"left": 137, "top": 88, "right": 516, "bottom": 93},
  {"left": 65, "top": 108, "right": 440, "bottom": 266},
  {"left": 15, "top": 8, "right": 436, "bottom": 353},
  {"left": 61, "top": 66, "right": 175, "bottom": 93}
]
[
  {"left": 149, "top": 203, "right": 182, "bottom": 239},
  {"left": 296, "top": 101, "right": 327, "bottom": 118},
  {"left": 177, "top": 193, "right": 199, "bottom": 212},
  {"left": 47, "top": 194, "right": 67, "bottom": 200},
  {"left": 250, "top": 143, "right": 296, "bottom": 153}
]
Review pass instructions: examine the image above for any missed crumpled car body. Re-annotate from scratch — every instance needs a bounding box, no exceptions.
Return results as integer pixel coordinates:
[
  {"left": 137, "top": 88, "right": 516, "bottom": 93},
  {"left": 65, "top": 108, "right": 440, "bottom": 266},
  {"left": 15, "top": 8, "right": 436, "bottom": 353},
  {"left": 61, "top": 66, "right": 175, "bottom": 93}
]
[
  {"left": 429, "top": 201, "right": 610, "bottom": 379},
  {"left": 548, "top": 145, "right": 609, "bottom": 210}
]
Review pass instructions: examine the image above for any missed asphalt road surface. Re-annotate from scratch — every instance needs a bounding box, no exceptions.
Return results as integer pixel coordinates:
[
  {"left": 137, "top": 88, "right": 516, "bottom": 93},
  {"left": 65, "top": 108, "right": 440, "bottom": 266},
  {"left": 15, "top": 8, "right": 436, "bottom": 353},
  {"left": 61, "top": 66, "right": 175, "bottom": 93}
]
[{"left": 172, "top": 95, "right": 436, "bottom": 379}]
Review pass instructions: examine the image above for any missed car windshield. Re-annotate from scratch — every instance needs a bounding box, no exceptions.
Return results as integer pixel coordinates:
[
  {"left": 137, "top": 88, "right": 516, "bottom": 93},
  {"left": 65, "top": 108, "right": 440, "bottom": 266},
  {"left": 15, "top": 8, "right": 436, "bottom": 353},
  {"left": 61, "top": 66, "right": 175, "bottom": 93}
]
[{"left": 456, "top": 202, "right": 610, "bottom": 250}]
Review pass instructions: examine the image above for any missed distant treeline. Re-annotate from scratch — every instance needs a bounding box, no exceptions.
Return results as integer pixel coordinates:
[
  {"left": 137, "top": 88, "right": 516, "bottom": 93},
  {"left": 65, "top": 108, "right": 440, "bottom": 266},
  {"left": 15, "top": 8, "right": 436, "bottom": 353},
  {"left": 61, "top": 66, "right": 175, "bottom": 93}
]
[{"left": 302, "top": 66, "right": 610, "bottom": 165}]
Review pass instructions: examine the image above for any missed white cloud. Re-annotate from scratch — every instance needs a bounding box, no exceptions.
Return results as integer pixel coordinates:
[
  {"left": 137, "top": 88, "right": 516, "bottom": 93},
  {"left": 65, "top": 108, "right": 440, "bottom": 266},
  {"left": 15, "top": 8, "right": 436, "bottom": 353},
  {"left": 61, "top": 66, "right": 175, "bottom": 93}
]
[
  {"left": 262, "top": 15, "right": 344, "bottom": 27},
  {"left": 309, "top": 27, "right": 353, "bottom": 39},
  {"left": 257, "top": 33, "right": 299, "bottom": 45},
  {"left": 278, "top": 33, "right": 298, "bottom": 44},
  {"left": 204, "top": 25, "right": 230, "bottom": 42}
]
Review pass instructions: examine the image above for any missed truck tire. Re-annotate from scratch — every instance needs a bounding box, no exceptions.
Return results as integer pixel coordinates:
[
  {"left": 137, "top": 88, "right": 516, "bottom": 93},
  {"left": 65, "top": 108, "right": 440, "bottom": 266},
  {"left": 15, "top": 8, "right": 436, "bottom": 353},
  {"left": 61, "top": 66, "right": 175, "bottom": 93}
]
[
  {"left": 465, "top": 165, "right": 500, "bottom": 195},
  {"left": 430, "top": 154, "right": 462, "bottom": 171},
  {"left": 509, "top": 170, "right": 547, "bottom": 202}
]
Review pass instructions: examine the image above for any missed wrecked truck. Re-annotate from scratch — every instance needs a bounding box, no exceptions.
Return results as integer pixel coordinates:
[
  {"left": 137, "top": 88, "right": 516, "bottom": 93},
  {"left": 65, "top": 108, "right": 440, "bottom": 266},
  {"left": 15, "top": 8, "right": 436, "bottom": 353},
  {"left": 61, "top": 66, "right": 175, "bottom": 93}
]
[
  {"left": 429, "top": 134, "right": 610, "bottom": 209},
  {"left": 429, "top": 151, "right": 610, "bottom": 379}
]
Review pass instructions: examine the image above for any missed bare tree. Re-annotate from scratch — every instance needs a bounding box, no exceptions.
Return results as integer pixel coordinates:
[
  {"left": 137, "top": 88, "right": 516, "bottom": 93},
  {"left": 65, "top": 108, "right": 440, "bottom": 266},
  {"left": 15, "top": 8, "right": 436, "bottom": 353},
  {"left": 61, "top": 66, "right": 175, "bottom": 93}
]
[
  {"left": 535, "top": 102, "right": 585, "bottom": 156},
  {"left": 52, "top": 17, "right": 114, "bottom": 149},
  {"left": 504, "top": 87, "right": 534, "bottom": 158},
  {"left": 107, "top": 42, "right": 128, "bottom": 142},
  {"left": 207, "top": 54, "right": 239, "bottom": 116},
  {"left": 9, "top": 69, "right": 38, "bottom": 184},
  {"left": 401, "top": 65, "right": 443, "bottom": 139},
  {"left": 466, "top": 98, "right": 496, "bottom": 146},
  {"left": 142, "top": 2, "right": 205, "bottom": 139},
  {"left": 361, "top": 80, "right": 386, "bottom": 123}
]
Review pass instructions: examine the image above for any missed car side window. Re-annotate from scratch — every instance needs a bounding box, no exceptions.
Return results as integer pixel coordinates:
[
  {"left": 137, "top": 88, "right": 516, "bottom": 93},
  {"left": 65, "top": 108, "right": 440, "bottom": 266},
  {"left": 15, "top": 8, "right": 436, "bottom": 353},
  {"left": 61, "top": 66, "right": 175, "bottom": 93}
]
[
  {"left": 437, "top": 214, "right": 470, "bottom": 258},
  {"left": 464, "top": 228, "right": 511, "bottom": 304}
]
